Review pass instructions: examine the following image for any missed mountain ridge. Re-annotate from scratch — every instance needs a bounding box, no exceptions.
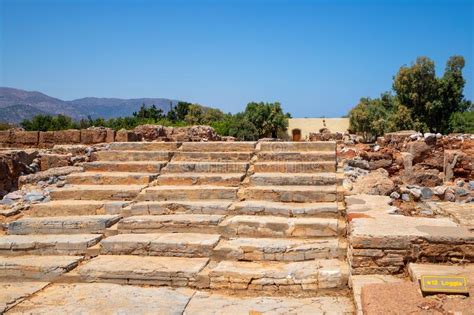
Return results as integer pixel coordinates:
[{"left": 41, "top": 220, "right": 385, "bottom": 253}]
[{"left": 0, "top": 87, "right": 179, "bottom": 123}]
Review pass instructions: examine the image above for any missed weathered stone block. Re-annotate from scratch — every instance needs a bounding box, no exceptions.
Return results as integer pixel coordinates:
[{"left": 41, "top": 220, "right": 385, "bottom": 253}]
[
  {"left": 12, "top": 131, "right": 39, "bottom": 145},
  {"left": 40, "top": 153, "right": 70, "bottom": 171},
  {"left": 115, "top": 129, "right": 141, "bottom": 142}
]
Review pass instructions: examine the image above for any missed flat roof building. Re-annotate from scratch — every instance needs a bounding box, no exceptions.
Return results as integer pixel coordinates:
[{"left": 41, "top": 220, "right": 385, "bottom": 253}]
[{"left": 287, "top": 118, "right": 349, "bottom": 141}]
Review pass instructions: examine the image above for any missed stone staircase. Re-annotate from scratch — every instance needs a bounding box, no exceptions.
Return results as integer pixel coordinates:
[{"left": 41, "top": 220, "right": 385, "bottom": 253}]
[{"left": 1, "top": 141, "right": 352, "bottom": 312}]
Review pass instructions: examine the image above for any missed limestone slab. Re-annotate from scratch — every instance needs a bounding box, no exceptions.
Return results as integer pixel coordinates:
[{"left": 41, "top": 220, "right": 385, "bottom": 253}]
[
  {"left": 173, "top": 151, "right": 252, "bottom": 161},
  {"left": 184, "top": 291, "right": 353, "bottom": 314},
  {"left": 0, "top": 234, "right": 102, "bottom": 255},
  {"left": 0, "top": 281, "right": 49, "bottom": 313},
  {"left": 253, "top": 161, "right": 336, "bottom": 173},
  {"left": 138, "top": 185, "right": 238, "bottom": 201},
  {"left": 213, "top": 237, "right": 341, "bottom": 261},
  {"left": 129, "top": 200, "right": 231, "bottom": 215},
  {"left": 109, "top": 141, "right": 180, "bottom": 151},
  {"left": 84, "top": 161, "right": 166, "bottom": 173},
  {"left": 231, "top": 200, "right": 338, "bottom": 217},
  {"left": 67, "top": 171, "right": 157, "bottom": 185},
  {"left": 75, "top": 255, "right": 209, "bottom": 286},
  {"left": 258, "top": 141, "right": 335, "bottom": 152},
  {"left": 408, "top": 263, "right": 474, "bottom": 285},
  {"left": 0, "top": 255, "right": 81, "bottom": 280},
  {"left": 101, "top": 232, "right": 220, "bottom": 257},
  {"left": 163, "top": 161, "right": 249, "bottom": 173},
  {"left": 180, "top": 141, "right": 255, "bottom": 152},
  {"left": 29, "top": 200, "right": 107, "bottom": 217},
  {"left": 242, "top": 185, "right": 337, "bottom": 202},
  {"left": 50, "top": 185, "right": 145, "bottom": 201},
  {"left": 8, "top": 283, "right": 193, "bottom": 315},
  {"left": 8, "top": 215, "right": 121, "bottom": 235},
  {"left": 220, "top": 215, "right": 339, "bottom": 238},
  {"left": 209, "top": 259, "right": 348, "bottom": 291},
  {"left": 156, "top": 173, "right": 245, "bottom": 186},
  {"left": 256, "top": 151, "right": 336, "bottom": 162},
  {"left": 249, "top": 172, "right": 336, "bottom": 186},
  {"left": 118, "top": 214, "right": 225, "bottom": 233},
  {"left": 435, "top": 202, "right": 474, "bottom": 231},
  {"left": 92, "top": 150, "right": 172, "bottom": 162}
]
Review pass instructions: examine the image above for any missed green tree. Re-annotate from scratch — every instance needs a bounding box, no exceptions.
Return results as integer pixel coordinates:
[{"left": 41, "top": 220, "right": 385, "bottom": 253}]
[
  {"left": 393, "top": 56, "right": 470, "bottom": 133},
  {"left": 449, "top": 110, "right": 474, "bottom": 133},
  {"left": 244, "top": 102, "right": 289, "bottom": 138}
]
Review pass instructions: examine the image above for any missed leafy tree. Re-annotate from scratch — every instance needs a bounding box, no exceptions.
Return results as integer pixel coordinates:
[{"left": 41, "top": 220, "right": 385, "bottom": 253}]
[
  {"left": 244, "top": 102, "right": 289, "bottom": 138},
  {"left": 227, "top": 113, "right": 259, "bottom": 140},
  {"left": 449, "top": 110, "right": 474, "bottom": 133},
  {"left": 174, "top": 102, "right": 191, "bottom": 121}
]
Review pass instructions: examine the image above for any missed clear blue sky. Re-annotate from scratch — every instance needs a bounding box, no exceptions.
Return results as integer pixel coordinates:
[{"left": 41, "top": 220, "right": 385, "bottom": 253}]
[{"left": 1, "top": 0, "right": 472, "bottom": 117}]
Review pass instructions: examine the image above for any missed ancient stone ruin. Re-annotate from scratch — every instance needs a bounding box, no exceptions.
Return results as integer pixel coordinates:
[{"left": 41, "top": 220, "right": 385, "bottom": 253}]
[{"left": 0, "top": 133, "right": 472, "bottom": 314}]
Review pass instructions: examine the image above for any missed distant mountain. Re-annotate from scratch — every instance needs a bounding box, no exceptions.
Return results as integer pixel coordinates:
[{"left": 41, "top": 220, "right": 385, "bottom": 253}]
[
  {"left": 70, "top": 97, "right": 177, "bottom": 119},
  {"left": 0, "top": 87, "right": 179, "bottom": 123},
  {"left": 0, "top": 104, "right": 49, "bottom": 123}
]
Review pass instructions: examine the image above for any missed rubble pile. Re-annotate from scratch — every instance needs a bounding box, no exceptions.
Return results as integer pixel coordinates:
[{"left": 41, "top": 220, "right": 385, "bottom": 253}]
[{"left": 342, "top": 131, "right": 474, "bottom": 206}]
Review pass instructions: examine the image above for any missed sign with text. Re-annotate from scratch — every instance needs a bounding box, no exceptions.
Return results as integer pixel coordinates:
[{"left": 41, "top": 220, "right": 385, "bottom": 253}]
[{"left": 420, "top": 275, "right": 469, "bottom": 296}]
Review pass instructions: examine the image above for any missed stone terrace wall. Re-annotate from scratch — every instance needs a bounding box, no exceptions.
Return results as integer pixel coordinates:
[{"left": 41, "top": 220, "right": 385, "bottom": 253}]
[{"left": 0, "top": 125, "right": 222, "bottom": 148}]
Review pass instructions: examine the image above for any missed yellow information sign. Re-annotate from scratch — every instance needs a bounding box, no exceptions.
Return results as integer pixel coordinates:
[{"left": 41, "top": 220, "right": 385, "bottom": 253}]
[{"left": 420, "top": 275, "right": 469, "bottom": 295}]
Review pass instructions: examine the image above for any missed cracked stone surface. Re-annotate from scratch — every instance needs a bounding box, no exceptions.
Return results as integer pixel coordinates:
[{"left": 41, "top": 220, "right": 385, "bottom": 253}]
[
  {"left": 214, "top": 237, "right": 341, "bottom": 261},
  {"left": 184, "top": 291, "right": 353, "bottom": 314},
  {"left": 0, "top": 255, "right": 82, "bottom": 280},
  {"left": 0, "top": 281, "right": 49, "bottom": 313},
  {"left": 209, "top": 259, "right": 348, "bottom": 291},
  {"left": 0, "top": 234, "right": 102, "bottom": 255},
  {"left": 75, "top": 255, "right": 209, "bottom": 286},
  {"left": 7, "top": 283, "right": 194, "bottom": 315},
  {"left": 101, "top": 232, "right": 220, "bottom": 257},
  {"left": 8, "top": 215, "right": 121, "bottom": 234}
]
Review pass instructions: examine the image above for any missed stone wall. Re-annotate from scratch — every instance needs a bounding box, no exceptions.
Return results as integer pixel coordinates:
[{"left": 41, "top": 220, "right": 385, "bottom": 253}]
[
  {"left": 0, "top": 150, "right": 39, "bottom": 197},
  {"left": 0, "top": 125, "right": 222, "bottom": 148}
]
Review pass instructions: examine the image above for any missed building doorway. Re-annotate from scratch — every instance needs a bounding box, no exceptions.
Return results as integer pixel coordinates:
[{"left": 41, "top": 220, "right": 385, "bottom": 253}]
[{"left": 292, "top": 129, "right": 301, "bottom": 141}]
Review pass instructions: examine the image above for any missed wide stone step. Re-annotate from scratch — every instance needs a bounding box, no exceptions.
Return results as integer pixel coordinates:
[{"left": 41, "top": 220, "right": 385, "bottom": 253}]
[
  {"left": 163, "top": 162, "right": 249, "bottom": 173},
  {"left": 50, "top": 185, "right": 145, "bottom": 201},
  {"left": 73, "top": 255, "right": 209, "bottom": 287},
  {"left": 8, "top": 215, "right": 121, "bottom": 235},
  {"left": 67, "top": 172, "right": 158, "bottom": 185},
  {"left": 127, "top": 200, "right": 232, "bottom": 216},
  {"left": 84, "top": 161, "right": 166, "bottom": 173},
  {"left": 156, "top": 173, "right": 244, "bottom": 186},
  {"left": 118, "top": 214, "right": 225, "bottom": 234},
  {"left": 91, "top": 150, "right": 172, "bottom": 162},
  {"left": 5, "top": 283, "right": 195, "bottom": 314},
  {"left": 242, "top": 185, "right": 337, "bottom": 202},
  {"left": 29, "top": 200, "right": 127, "bottom": 217},
  {"left": 100, "top": 233, "right": 220, "bottom": 257},
  {"left": 219, "top": 215, "right": 339, "bottom": 238},
  {"left": 180, "top": 141, "right": 255, "bottom": 152},
  {"left": 138, "top": 186, "right": 238, "bottom": 201},
  {"left": 109, "top": 142, "right": 180, "bottom": 151},
  {"left": 249, "top": 173, "right": 336, "bottom": 186},
  {"left": 257, "top": 151, "right": 335, "bottom": 161},
  {"left": 258, "top": 141, "right": 336, "bottom": 152},
  {"left": 173, "top": 151, "right": 253, "bottom": 161},
  {"left": 213, "top": 237, "right": 342, "bottom": 261},
  {"left": 209, "top": 259, "right": 348, "bottom": 291},
  {"left": 0, "top": 255, "right": 82, "bottom": 280},
  {"left": 253, "top": 161, "right": 335, "bottom": 173},
  {"left": 185, "top": 292, "right": 354, "bottom": 314},
  {"left": 0, "top": 234, "right": 102, "bottom": 255},
  {"left": 231, "top": 201, "right": 338, "bottom": 217}
]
